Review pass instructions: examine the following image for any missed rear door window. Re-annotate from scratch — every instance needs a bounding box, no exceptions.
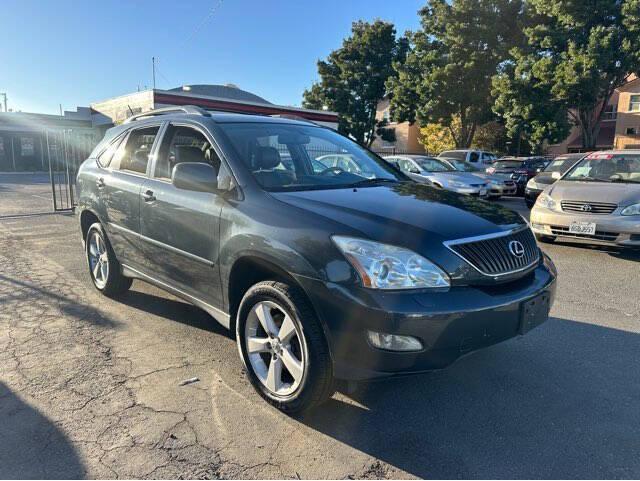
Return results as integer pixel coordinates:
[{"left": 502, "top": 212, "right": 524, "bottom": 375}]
[
  {"left": 154, "top": 125, "right": 220, "bottom": 180},
  {"left": 110, "top": 126, "right": 160, "bottom": 175}
]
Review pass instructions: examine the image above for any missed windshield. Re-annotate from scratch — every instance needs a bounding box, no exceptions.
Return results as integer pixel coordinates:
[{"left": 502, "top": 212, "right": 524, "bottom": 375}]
[
  {"left": 493, "top": 161, "right": 523, "bottom": 169},
  {"left": 218, "top": 123, "right": 401, "bottom": 191},
  {"left": 564, "top": 154, "right": 640, "bottom": 183},
  {"left": 447, "top": 159, "right": 481, "bottom": 172},
  {"left": 439, "top": 150, "right": 466, "bottom": 160},
  {"left": 544, "top": 156, "right": 579, "bottom": 173},
  {"left": 414, "top": 157, "right": 456, "bottom": 172}
]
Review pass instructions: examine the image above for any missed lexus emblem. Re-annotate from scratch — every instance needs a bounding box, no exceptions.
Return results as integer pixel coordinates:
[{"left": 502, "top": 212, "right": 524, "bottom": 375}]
[
  {"left": 508, "top": 240, "right": 525, "bottom": 258},
  {"left": 581, "top": 204, "right": 592, "bottom": 212}
]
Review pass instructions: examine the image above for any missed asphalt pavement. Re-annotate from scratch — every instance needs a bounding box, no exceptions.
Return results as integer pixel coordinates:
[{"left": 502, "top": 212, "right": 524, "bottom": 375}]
[{"left": 0, "top": 186, "right": 639, "bottom": 479}]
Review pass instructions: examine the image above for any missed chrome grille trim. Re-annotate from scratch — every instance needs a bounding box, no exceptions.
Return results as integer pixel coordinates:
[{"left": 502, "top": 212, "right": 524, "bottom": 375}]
[
  {"left": 561, "top": 200, "right": 617, "bottom": 214},
  {"left": 444, "top": 226, "right": 540, "bottom": 277}
]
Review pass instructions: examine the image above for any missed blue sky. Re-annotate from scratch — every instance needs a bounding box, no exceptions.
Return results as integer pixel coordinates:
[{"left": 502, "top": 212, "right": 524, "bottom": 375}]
[{"left": 0, "top": 0, "right": 423, "bottom": 115}]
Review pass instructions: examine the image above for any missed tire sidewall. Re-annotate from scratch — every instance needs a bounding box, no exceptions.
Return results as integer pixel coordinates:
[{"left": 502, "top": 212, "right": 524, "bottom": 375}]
[{"left": 236, "top": 282, "right": 325, "bottom": 412}]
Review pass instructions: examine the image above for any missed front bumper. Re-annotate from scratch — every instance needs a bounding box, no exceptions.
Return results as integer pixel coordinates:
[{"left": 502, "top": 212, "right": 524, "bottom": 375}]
[
  {"left": 489, "top": 183, "right": 518, "bottom": 197},
  {"left": 450, "top": 186, "right": 489, "bottom": 197},
  {"left": 524, "top": 187, "right": 543, "bottom": 205},
  {"left": 296, "top": 258, "right": 556, "bottom": 380},
  {"left": 530, "top": 206, "right": 640, "bottom": 247}
]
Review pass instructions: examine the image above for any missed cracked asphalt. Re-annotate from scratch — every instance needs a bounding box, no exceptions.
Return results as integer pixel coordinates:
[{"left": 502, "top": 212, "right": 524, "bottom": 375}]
[{"left": 1, "top": 187, "right": 639, "bottom": 479}]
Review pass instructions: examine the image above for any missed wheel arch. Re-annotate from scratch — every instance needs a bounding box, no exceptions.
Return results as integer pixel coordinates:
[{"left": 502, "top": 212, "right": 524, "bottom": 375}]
[{"left": 79, "top": 208, "right": 102, "bottom": 241}]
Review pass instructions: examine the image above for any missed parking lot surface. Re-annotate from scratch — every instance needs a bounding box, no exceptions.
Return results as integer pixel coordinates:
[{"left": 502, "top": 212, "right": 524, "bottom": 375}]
[{"left": 1, "top": 187, "right": 639, "bottom": 478}]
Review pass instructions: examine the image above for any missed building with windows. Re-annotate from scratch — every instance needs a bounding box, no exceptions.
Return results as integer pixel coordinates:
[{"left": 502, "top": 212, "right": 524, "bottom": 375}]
[
  {"left": 0, "top": 84, "right": 338, "bottom": 172},
  {"left": 0, "top": 108, "right": 99, "bottom": 172},
  {"left": 546, "top": 75, "right": 640, "bottom": 154},
  {"left": 370, "top": 97, "right": 426, "bottom": 154}
]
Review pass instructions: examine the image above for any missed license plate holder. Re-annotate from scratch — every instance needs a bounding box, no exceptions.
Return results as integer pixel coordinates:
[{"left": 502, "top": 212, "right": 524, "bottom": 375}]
[
  {"left": 519, "top": 292, "right": 551, "bottom": 335},
  {"left": 569, "top": 221, "right": 596, "bottom": 235}
]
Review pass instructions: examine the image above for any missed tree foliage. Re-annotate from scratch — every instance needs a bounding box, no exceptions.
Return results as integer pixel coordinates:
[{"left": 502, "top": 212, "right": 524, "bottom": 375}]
[
  {"left": 494, "top": 0, "right": 640, "bottom": 150},
  {"left": 302, "top": 20, "right": 408, "bottom": 146},
  {"left": 387, "top": 0, "right": 525, "bottom": 148}
]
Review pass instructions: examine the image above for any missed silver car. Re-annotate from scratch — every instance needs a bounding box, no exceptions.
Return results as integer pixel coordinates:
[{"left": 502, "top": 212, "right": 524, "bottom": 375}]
[
  {"left": 384, "top": 155, "right": 489, "bottom": 197},
  {"left": 441, "top": 158, "right": 517, "bottom": 198},
  {"left": 531, "top": 150, "right": 640, "bottom": 247}
]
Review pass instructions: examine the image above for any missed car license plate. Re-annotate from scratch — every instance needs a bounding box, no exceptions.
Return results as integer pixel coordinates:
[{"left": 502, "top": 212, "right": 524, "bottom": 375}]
[
  {"left": 479, "top": 188, "right": 488, "bottom": 197},
  {"left": 519, "top": 292, "right": 551, "bottom": 335},
  {"left": 569, "top": 222, "right": 596, "bottom": 235}
]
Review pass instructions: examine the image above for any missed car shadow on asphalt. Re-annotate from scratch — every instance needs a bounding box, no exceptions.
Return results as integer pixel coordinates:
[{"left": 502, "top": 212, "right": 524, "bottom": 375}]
[
  {"left": 298, "top": 317, "right": 640, "bottom": 479},
  {"left": 0, "top": 273, "right": 120, "bottom": 328},
  {"left": 0, "top": 382, "right": 85, "bottom": 478},
  {"left": 546, "top": 240, "right": 640, "bottom": 261},
  {"left": 118, "top": 288, "right": 230, "bottom": 337}
]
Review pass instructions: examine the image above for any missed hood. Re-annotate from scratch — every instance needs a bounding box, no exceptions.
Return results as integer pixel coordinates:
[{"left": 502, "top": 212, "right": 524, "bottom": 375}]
[
  {"left": 271, "top": 183, "right": 524, "bottom": 250},
  {"left": 532, "top": 173, "right": 558, "bottom": 186},
  {"left": 427, "top": 172, "right": 487, "bottom": 185},
  {"left": 549, "top": 180, "right": 640, "bottom": 206}
]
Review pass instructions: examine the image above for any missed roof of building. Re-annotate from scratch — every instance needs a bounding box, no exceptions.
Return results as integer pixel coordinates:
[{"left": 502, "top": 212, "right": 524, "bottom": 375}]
[{"left": 168, "top": 84, "right": 272, "bottom": 105}]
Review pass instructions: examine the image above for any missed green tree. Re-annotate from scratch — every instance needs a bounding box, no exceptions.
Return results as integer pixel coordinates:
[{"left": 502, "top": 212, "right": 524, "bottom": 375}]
[
  {"left": 492, "top": 54, "right": 571, "bottom": 153},
  {"left": 495, "top": 0, "right": 640, "bottom": 150},
  {"left": 387, "top": 0, "right": 525, "bottom": 148},
  {"left": 302, "top": 20, "right": 408, "bottom": 147}
]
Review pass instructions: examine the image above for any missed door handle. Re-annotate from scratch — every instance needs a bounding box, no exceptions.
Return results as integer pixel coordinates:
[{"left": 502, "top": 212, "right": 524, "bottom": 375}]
[
  {"left": 141, "top": 190, "right": 156, "bottom": 202},
  {"left": 96, "top": 177, "right": 105, "bottom": 189}
]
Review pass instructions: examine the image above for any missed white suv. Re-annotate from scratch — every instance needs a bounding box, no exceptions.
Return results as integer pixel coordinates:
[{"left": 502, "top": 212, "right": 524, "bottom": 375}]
[{"left": 438, "top": 149, "right": 497, "bottom": 166}]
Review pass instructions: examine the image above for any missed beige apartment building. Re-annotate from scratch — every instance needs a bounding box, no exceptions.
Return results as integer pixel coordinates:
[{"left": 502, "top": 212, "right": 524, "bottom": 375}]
[
  {"left": 370, "top": 98, "right": 426, "bottom": 153},
  {"left": 547, "top": 75, "right": 640, "bottom": 155}
]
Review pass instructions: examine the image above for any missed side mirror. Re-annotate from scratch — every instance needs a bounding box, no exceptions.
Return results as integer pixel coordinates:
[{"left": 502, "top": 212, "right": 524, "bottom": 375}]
[
  {"left": 409, "top": 167, "right": 421, "bottom": 174},
  {"left": 172, "top": 162, "right": 219, "bottom": 193}
]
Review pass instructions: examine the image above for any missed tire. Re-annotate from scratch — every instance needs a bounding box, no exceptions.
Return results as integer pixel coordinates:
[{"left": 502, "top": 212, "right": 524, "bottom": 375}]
[
  {"left": 534, "top": 233, "right": 556, "bottom": 243},
  {"left": 236, "top": 281, "right": 335, "bottom": 414},
  {"left": 85, "top": 222, "right": 132, "bottom": 297}
]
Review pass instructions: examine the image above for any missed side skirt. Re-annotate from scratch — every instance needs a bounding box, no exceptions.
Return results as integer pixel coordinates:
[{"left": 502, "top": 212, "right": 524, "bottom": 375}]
[{"left": 121, "top": 264, "right": 231, "bottom": 330}]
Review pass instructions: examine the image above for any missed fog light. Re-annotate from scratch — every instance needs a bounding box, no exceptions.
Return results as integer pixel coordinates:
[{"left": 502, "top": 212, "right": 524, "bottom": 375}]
[
  {"left": 367, "top": 331, "right": 423, "bottom": 352},
  {"left": 531, "top": 223, "right": 550, "bottom": 234}
]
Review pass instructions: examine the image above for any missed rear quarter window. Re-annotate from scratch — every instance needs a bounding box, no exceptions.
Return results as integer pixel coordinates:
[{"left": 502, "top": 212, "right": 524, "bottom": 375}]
[{"left": 96, "top": 134, "right": 126, "bottom": 168}]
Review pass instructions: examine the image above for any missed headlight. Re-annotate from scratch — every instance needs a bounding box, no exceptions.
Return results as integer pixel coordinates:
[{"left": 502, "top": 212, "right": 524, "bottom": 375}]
[
  {"left": 332, "top": 236, "right": 450, "bottom": 289},
  {"left": 535, "top": 192, "right": 556, "bottom": 210},
  {"left": 621, "top": 203, "right": 640, "bottom": 216},
  {"left": 448, "top": 180, "right": 468, "bottom": 188}
]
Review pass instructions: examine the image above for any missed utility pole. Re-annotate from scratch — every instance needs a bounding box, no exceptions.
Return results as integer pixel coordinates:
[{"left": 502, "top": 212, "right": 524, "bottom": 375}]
[
  {"left": 0, "top": 93, "right": 7, "bottom": 112},
  {"left": 152, "top": 57, "right": 156, "bottom": 90}
]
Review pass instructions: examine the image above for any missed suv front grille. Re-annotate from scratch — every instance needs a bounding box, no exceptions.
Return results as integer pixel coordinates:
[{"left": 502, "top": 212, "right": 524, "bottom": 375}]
[
  {"left": 446, "top": 228, "right": 540, "bottom": 277},
  {"left": 561, "top": 200, "right": 617, "bottom": 214},
  {"left": 550, "top": 225, "right": 619, "bottom": 241}
]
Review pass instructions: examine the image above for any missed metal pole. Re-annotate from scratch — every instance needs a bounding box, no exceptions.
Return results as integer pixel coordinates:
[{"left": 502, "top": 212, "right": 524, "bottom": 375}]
[
  {"left": 152, "top": 57, "right": 156, "bottom": 89},
  {"left": 10, "top": 135, "right": 16, "bottom": 171},
  {"left": 46, "top": 131, "right": 57, "bottom": 211}
]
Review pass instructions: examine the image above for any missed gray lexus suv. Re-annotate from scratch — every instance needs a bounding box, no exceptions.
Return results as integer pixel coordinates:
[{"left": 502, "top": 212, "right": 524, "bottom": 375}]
[{"left": 77, "top": 106, "right": 556, "bottom": 413}]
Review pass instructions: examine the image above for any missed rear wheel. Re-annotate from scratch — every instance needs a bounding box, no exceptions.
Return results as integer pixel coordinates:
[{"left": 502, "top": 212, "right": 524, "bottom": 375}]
[
  {"left": 86, "top": 223, "right": 132, "bottom": 296},
  {"left": 236, "top": 281, "right": 334, "bottom": 413}
]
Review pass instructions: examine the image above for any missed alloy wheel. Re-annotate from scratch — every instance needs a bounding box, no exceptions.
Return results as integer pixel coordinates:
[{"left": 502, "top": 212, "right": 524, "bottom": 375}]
[
  {"left": 88, "top": 231, "right": 109, "bottom": 289},
  {"left": 244, "top": 300, "right": 307, "bottom": 397}
]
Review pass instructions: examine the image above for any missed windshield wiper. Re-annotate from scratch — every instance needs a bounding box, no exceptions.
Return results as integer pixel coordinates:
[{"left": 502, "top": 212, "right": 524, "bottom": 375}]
[{"left": 350, "top": 178, "right": 399, "bottom": 187}]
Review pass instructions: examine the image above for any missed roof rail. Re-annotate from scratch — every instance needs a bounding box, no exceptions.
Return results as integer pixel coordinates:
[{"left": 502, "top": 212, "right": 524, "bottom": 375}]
[{"left": 123, "top": 105, "right": 211, "bottom": 123}]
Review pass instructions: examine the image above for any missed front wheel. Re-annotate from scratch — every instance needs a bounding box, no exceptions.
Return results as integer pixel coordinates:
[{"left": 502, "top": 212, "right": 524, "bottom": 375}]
[
  {"left": 86, "top": 223, "right": 132, "bottom": 296},
  {"left": 236, "top": 281, "right": 334, "bottom": 413}
]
